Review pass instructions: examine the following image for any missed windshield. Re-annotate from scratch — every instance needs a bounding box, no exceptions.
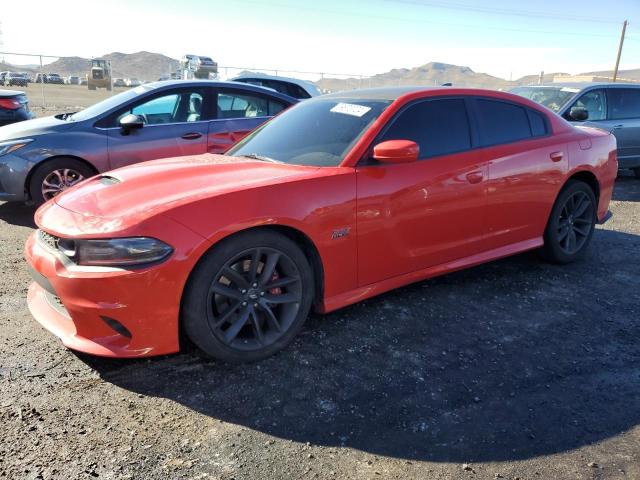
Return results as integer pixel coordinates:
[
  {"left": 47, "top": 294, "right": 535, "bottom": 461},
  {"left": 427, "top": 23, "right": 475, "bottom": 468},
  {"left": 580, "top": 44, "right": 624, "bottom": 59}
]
[
  {"left": 509, "top": 86, "right": 579, "bottom": 112},
  {"left": 228, "top": 98, "right": 391, "bottom": 166},
  {"left": 70, "top": 85, "right": 154, "bottom": 121}
]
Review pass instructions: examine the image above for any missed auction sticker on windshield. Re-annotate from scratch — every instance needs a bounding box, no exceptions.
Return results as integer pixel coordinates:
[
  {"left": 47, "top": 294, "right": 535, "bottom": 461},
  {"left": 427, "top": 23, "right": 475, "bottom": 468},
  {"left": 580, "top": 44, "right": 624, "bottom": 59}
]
[{"left": 330, "top": 102, "right": 372, "bottom": 117}]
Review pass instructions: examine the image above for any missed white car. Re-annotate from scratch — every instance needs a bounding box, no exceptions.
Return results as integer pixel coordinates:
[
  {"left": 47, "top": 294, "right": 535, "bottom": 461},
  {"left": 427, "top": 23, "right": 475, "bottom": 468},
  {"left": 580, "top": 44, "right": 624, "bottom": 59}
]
[
  {"left": 66, "top": 76, "right": 80, "bottom": 85},
  {"left": 126, "top": 78, "right": 141, "bottom": 87},
  {"left": 232, "top": 73, "right": 321, "bottom": 99}
]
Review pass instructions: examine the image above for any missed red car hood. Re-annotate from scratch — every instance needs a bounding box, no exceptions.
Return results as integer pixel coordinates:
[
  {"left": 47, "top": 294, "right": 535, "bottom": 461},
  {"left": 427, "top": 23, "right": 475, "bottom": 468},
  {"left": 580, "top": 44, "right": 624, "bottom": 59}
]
[{"left": 52, "top": 154, "right": 320, "bottom": 220}]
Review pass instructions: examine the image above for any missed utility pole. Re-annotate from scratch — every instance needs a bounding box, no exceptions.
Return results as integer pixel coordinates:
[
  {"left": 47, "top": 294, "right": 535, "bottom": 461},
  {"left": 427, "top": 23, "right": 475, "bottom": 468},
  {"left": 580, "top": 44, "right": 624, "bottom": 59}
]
[{"left": 613, "top": 20, "right": 628, "bottom": 82}]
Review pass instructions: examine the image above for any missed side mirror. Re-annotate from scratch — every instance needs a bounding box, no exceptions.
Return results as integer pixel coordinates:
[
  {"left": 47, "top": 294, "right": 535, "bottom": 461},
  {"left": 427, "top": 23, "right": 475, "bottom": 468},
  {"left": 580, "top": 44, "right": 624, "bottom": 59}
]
[
  {"left": 372, "top": 140, "right": 419, "bottom": 164},
  {"left": 119, "top": 113, "right": 145, "bottom": 134},
  {"left": 568, "top": 106, "right": 589, "bottom": 122}
]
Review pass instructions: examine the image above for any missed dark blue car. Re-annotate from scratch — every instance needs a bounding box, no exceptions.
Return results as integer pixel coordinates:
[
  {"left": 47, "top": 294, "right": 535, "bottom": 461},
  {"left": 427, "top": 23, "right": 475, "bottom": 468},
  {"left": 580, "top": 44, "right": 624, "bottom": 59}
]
[
  {"left": 0, "top": 80, "right": 297, "bottom": 204},
  {"left": 0, "top": 89, "right": 33, "bottom": 127}
]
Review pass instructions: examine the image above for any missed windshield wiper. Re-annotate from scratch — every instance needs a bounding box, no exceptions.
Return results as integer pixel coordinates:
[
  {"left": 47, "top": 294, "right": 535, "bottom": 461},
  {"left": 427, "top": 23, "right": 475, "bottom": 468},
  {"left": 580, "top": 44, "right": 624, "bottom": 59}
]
[{"left": 239, "top": 153, "right": 283, "bottom": 164}]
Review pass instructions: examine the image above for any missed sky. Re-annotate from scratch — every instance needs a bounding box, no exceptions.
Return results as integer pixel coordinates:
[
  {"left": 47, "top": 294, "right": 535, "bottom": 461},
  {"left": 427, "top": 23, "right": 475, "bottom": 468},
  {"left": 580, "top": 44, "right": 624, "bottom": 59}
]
[{"left": 2, "top": 0, "right": 640, "bottom": 81}]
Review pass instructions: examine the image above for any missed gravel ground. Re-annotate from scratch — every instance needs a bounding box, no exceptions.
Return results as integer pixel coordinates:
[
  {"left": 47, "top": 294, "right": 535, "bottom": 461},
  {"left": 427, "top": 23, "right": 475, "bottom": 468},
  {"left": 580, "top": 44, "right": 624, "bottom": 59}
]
[{"left": 0, "top": 172, "right": 638, "bottom": 480}]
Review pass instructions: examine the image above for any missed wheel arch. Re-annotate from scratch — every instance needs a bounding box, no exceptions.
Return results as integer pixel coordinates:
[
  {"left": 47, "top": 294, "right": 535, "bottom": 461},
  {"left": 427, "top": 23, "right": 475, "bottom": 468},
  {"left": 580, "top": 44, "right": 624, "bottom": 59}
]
[
  {"left": 25, "top": 155, "right": 99, "bottom": 199},
  {"left": 185, "top": 223, "right": 325, "bottom": 311},
  {"left": 177, "top": 223, "right": 326, "bottom": 352},
  {"left": 565, "top": 169, "right": 600, "bottom": 202}
]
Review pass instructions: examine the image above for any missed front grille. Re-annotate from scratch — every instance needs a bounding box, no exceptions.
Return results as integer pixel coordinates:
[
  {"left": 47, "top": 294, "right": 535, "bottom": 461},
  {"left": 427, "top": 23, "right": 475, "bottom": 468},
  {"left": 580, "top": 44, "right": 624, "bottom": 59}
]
[{"left": 38, "top": 229, "right": 60, "bottom": 252}]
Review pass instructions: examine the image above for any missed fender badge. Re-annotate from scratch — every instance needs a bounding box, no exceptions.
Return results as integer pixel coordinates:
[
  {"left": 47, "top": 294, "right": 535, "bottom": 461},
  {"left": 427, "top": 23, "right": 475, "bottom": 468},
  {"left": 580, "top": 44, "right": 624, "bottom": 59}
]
[{"left": 331, "top": 227, "right": 351, "bottom": 240}]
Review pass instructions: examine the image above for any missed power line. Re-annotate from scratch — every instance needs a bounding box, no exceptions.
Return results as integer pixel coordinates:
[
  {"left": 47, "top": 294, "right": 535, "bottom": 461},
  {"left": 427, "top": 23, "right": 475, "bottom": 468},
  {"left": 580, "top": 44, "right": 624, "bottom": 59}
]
[
  {"left": 237, "top": 0, "right": 623, "bottom": 38},
  {"left": 385, "top": 0, "right": 623, "bottom": 25}
]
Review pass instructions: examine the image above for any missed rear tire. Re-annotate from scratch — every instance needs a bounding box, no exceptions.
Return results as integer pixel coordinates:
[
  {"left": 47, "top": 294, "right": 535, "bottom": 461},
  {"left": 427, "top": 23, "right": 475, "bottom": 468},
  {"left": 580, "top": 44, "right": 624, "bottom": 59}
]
[
  {"left": 540, "top": 180, "right": 597, "bottom": 264},
  {"left": 28, "top": 157, "right": 95, "bottom": 206},
  {"left": 182, "top": 230, "right": 314, "bottom": 363}
]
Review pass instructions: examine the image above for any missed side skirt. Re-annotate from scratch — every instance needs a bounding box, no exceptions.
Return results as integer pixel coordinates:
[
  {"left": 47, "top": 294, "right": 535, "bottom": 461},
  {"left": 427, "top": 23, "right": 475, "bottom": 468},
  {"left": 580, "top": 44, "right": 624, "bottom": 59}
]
[{"left": 320, "top": 237, "right": 543, "bottom": 313}]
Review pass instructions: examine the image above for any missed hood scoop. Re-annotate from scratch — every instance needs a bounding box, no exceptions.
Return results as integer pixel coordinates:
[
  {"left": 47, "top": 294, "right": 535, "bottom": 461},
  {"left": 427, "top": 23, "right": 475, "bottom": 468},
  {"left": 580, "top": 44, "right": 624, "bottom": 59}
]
[{"left": 98, "top": 175, "right": 122, "bottom": 185}]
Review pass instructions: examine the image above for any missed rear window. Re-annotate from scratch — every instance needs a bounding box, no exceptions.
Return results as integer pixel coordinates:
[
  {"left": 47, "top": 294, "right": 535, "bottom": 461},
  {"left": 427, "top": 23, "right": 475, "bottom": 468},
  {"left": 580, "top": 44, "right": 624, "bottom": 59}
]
[{"left": 476, "top": 99, "right": 533, "bottom": 146}]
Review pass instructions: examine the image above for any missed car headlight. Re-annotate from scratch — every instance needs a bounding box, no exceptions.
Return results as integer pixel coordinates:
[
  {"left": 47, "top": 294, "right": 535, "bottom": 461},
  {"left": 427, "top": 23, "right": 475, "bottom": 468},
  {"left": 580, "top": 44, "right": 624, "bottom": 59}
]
[
  {"left": 59, "top": 237, "right": 173, "bottom": 267},
  {"left": 0, "top": 139, "right": 33, "bottom": 157}
]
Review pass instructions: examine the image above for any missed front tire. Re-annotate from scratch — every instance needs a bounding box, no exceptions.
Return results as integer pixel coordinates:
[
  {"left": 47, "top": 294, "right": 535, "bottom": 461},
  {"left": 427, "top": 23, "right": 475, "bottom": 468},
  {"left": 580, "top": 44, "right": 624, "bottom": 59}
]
[
  {"left": 182, "top": 230, "right": 314, "bottom": 363},
  {"left": 540, "top": 180, "right": 597, "bottom": 264},
  {"left": 28, "top": 157, "right": 95, "bottom": 206}
]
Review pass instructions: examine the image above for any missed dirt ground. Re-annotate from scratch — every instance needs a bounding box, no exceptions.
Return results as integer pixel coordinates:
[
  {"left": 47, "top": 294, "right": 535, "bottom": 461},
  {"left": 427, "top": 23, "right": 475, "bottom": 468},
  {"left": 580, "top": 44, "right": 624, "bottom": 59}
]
[
  {"left": 19, "top": 84, "right": 126, "bottom": 117},
  {"left": 0, "top": 172, "right": 639, "bottom": 480}
]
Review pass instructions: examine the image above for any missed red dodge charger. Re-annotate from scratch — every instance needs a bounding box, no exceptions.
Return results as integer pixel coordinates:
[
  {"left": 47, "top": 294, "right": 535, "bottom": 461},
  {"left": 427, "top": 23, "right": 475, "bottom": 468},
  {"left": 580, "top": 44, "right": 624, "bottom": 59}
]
[{"left": 25, "top": 87, "right": 617, "bottom": 362}]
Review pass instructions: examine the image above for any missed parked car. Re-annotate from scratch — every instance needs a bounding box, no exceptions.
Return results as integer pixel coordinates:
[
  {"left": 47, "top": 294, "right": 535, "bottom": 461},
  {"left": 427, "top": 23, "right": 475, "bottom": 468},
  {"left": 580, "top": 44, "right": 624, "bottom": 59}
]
[
  {"left": 66, "top": 76, "right": 80, "bottom": 85},
  {"left": 24, "top": 87, "right": 616, "bottom": 362},
  {"left": 33, "top": 73, "right": 48, "bottom": 84},
  {"left": 4, "top": 72, "right": 29, "bottom": 87},
  {"left": 46, "top": 73, "right": 64, "bottom": 85},
  {"left": 80, "top": 76, "right": 88, "bottom": 86},
  {"left": 511, "top": 82, "right": 640, "bottom": 178},
  {"left": 0, "top": 80, "right": 296, "bottom": 204},
  {"left": 125, "top": 78, "right": 141, "bottom": 87},
  {"left": 0, "top": 89, "right": 34, "bottom": 126},
  {"left": 0, "top": 72, "right": 7, "bottom": 84},
  {"left": 232, "top": 73, "right": 321, "bottom": 99},
  {"left": 113, "top": 78, "right": 126, "bottom": 87}
]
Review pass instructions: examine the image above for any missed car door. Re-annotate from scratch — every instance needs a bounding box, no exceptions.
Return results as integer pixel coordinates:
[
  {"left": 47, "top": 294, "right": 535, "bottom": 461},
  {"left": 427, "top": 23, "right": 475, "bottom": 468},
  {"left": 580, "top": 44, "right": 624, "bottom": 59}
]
[
  {"left": 105, "top": 87, "right": 210, "bottom": 169},
  {"left": 473, "top": 97, "right": 569, "bottom": 250},
  {"left": 207, "top": 89, "right": 288, "bottom": 153},
  {"left": 356, "top": 97, "right": 488, "bottom": 286},
  {"left": 605, "top": 88, "right": 640, "bottom": 164}
]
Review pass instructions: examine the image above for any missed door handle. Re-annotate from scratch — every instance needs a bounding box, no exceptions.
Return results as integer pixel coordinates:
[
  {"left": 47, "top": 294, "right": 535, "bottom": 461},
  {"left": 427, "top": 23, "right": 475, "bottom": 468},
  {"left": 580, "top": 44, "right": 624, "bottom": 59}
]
[
  {"left": 612, "top": 124, "right": 624, "bottom": 130},
  {"left": 181, "top": 132, "right": 203, "bottom": 140},
  {"left": 550, "top": 151, "right": 564, "bottom": 162},
  {"left": 466, "top": 171, "right": 484, "bottom": 184}
]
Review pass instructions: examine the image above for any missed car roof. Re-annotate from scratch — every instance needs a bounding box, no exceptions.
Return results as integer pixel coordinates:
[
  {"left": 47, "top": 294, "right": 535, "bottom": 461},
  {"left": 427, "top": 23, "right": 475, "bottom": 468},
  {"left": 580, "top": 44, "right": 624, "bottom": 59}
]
[
  {"left": 232, "top": 73, "right": 321, "bottom": 94},
  {"left": 148, "top": 79, "right": 299, "bottom": 103},
  {"left": 322, "top": 86, "right": 499, "bottom": 101},
  {"left": 515, "top": 82, "right": 640, "bottom": 90},
  {"left": 0, "top": 89, "right": 25, "bottom": 97}
]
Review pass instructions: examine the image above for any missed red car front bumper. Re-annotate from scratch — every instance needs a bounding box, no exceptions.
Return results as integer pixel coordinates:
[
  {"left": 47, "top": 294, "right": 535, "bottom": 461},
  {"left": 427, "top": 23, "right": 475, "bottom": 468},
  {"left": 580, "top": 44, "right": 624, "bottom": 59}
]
[{"left": 24, "top": 224, "right": 205, "bottom": 358}]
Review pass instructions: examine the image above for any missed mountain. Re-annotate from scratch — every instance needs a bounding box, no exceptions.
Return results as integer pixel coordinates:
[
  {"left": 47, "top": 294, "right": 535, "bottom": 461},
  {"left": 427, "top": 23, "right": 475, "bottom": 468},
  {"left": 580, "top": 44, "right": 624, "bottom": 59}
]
[
  {"left": 514, "top": 72, "right": 568, "bottom": 86},
  {"left": 1, "top": 52, "right": 180, "bottom": 81},
  {"left": 581, "top": 68, "right": 640, "bottom": 81},
  {"left": 317, "top": 62, "right": 515, "bottom": 92}
]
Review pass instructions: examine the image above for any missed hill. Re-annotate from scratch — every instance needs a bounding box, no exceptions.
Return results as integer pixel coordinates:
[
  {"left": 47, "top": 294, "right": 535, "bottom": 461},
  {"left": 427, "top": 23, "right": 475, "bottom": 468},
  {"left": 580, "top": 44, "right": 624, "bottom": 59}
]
[
  {"left": 317, "top": 62, "right": 514, "bottom": 92},
  {"left": 581, "top": 68, "right": 640, "bottom": 81},
  {"left": 2, "top": 52, "right": 180, "bottom": 81}
]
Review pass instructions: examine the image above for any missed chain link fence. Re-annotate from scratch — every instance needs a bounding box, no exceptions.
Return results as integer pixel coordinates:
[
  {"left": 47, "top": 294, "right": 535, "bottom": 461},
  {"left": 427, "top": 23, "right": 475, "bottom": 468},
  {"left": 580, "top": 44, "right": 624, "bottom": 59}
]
[{"left": 0, "top": 51, "right": 372, "bottom": 117}]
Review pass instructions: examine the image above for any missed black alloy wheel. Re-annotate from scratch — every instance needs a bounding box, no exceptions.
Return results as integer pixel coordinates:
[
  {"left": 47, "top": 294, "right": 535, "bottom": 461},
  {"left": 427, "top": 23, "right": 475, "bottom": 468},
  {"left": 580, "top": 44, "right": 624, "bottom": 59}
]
[
  {"left": 207, "top": 247, "right": 302, "bottom": 351},
  {"left": 555, "top": 190, "right": 594, "bottom": 255},
  {"left": 182, "top": 230, "right": 314, "bottom": 363},
  {"left": 541, "top": 180, "right": 597, "bottom": 263}
]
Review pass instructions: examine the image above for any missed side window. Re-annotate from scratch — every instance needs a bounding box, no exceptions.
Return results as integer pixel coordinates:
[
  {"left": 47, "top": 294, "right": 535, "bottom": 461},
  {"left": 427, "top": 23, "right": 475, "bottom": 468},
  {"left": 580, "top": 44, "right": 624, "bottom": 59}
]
[
  {"left": 571, "top": 90, "right": 606, "bottom": 121},
  {"left": 607, "top": 88, "right": 640, "bottom": 120},
  {"left": 115, "top": 90, "right": 205, "bottom": 126},
  {"left": 379, "top": 98, "right": 471, "bottom": 158},
  {"left": 131, "top": 94, "right": 179, "bottom": 124},
  {"left": 528, "top": 110, "right": 548, "bottom": 137},
  {"left": 284, "top": 83, "right": 310, "bottom": 99},
  {"left": 475, "top": 99, "right": 531, "bottom": 146},
  {"left": 185, "top": 93, "right": 203, "bottom": 122},
  {"left": 217, "top": 92, "right": 270, "bottom": 119},
  {"left": 268, "top": 100, "right": 286, "bottom": 116}
]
